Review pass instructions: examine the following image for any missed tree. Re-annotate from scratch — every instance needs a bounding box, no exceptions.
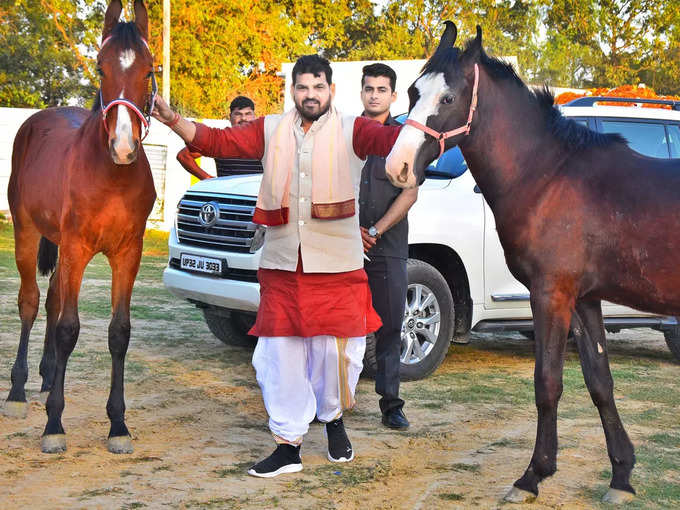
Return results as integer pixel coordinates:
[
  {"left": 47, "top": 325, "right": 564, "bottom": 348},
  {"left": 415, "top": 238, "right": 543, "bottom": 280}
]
[
  {"left": 2, "top": 0, "right": 678, "bottom": 111},
  {"left": 337, "top": 0, "right": 542, "bottom": 78},
  {"left": 144, "top": 0, "right": 311, "bottom": 117},
  {"left": 536, "top": 0, "right": 680, "bottom": 94},
  {"left": 0, "top": 0, "right": 105, "bottom": 108}
]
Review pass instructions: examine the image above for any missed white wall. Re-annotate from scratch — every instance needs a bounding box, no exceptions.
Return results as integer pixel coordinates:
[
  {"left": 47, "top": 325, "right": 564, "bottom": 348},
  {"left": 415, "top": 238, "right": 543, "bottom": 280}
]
[{"left": 0, "top": 108, "right": 41, "bottom": 212}]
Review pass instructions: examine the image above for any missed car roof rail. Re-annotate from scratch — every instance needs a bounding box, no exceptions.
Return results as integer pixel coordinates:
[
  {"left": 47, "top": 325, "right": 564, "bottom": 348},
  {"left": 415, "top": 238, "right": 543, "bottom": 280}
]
[{"left": 564, "top": 96, "right": 680, "bottom": 111}]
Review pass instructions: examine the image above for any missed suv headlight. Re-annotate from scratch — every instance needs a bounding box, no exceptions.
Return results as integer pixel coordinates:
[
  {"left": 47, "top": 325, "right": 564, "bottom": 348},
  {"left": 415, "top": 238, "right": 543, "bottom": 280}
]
[{"left": 250, "top": 225, "right": 266, "bottom": 253}]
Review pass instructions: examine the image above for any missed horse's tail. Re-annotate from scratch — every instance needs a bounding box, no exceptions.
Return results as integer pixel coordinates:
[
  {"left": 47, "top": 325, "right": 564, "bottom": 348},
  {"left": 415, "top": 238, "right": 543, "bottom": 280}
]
[{"left": 37, "top": 237, "right": 58, "bottom": 276}]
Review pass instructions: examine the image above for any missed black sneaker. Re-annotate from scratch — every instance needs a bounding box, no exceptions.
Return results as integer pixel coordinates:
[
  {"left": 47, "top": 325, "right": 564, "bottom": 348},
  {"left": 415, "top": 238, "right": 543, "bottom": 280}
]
[
  {"left": 247, "top": 444, "right": 303, "bottom": 478},
  {"left": 382, "top": 408, "right": 410, "bottom": 430},
  {"left": 325, "top": 417, "right": 354, "bottom": 462}
]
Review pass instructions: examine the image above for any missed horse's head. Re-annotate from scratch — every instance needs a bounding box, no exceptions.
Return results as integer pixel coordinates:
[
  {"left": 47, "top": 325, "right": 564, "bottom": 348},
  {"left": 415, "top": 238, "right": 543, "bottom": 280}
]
[
  {"left": 98, "top": 0, "right": 155, "bottom": 165},
  {"left": 385, "top": 22, "right": 483, "bottom": 188}
]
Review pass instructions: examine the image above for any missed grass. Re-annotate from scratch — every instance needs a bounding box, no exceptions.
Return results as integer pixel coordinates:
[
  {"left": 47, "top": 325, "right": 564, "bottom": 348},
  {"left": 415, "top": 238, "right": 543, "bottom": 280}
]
[
  {"left": 438, "top": 492, "right": 465, "bottom": 501},
  {"left": 2, "top": 219, "right": 680, "bottom": 508},
  {"left": 77, "top": 487, "right": 125, "bottom": 500},
  {"left": 212, "top": 462, "right": 253, "bottom": 478},
  {"left": 451, "top": 462, "right": 481, "bottom": 472},
  {"left": 403, "top": 369, "right": 534, "bottom": 407}
]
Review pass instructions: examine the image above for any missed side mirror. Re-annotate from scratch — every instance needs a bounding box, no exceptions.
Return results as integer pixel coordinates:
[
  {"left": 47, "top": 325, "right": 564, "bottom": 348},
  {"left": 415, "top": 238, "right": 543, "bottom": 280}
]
[{"left": 424, "top": 147, "right": 468, "bottom": 180}]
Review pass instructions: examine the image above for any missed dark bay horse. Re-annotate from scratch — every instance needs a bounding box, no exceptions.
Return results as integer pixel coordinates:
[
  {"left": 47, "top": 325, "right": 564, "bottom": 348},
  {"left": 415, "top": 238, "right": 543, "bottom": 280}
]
[
  {"left": 4, "top": 0, "right": 156, "bottom": 454},
  {"left": 385, "top": 21, "right": 680, "bottom": 504}
]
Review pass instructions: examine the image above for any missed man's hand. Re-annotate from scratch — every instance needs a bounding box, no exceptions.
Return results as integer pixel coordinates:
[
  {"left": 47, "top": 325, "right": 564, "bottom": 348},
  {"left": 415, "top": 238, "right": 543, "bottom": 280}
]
[
  {"left": 360, "top": 226, "right": 377, "bottom": 253},
  {"left": 151, "top": 95, "right": 197, "bottom": 143},
  {"left": 152, "top": 95, "right": 175, "bottom": 124}
]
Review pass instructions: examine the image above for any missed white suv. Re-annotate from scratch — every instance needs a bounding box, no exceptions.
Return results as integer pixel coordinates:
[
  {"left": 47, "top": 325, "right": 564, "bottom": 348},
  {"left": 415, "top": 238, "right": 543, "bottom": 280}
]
[{"left": 163, "top": 97, "right": 680, "bottom": 380}]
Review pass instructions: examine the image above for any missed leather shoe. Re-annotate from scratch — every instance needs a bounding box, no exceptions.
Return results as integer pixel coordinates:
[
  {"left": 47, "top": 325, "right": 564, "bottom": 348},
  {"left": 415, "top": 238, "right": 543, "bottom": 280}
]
[{"left": 381, "top": 408, "right": 410, "bottom": 429}]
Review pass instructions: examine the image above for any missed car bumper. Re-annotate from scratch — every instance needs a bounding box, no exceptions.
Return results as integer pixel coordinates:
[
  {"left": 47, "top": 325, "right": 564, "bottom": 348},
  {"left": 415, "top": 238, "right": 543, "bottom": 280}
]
[
  {"left": 163, "top": 226, "right": 261, "bottom": 312},
  {"left": 163, "top": 266, "right": 261, "bottom": 312}
]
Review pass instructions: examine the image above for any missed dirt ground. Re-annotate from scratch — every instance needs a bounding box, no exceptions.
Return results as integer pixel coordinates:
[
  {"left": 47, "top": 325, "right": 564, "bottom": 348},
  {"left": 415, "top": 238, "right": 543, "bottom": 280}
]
[{"left": 1, "top": 247, "right": 679, "bottom": 509}]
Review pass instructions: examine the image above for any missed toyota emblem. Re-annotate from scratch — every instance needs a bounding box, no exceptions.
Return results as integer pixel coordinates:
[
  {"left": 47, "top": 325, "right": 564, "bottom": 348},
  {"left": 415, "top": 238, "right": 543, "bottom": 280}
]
[{"left": 198, "top": 202, "right": 219, "bottom": 227}]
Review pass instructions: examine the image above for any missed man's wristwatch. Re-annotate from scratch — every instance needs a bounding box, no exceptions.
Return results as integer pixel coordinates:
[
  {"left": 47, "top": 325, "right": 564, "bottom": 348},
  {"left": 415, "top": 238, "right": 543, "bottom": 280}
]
[{"left": 368, "top": 226, "right": 381, "bottom": 239}]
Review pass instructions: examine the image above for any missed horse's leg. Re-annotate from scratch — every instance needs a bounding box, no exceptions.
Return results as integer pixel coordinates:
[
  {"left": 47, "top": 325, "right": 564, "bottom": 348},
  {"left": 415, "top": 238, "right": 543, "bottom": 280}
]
[
  {"left": 505, "top": 283, "right": 574, "bottom": 502},
  {"left": 105, "top": 241, "right": 142, "bottom": 454},
  {"left": 41, "top": 245, "right": 92, "bottom": 453},
  {"left": 572, "top": 300, "right": 635, "bottom": 504},
  {"left": 4, "top": 225, "right": 41, "bottom": 418},
  {"left": 38, "top": 270, "right": 60, "bottom": 403}
]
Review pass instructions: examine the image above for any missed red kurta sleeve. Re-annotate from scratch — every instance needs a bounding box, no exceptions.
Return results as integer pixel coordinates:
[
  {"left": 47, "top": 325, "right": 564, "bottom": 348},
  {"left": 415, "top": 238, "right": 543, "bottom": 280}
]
[
  {"left": 188, "top": 116, "right": 266, "bottom": 160},
  {"left": 352, "top": 116, "right": 402, "bottom": 160}
]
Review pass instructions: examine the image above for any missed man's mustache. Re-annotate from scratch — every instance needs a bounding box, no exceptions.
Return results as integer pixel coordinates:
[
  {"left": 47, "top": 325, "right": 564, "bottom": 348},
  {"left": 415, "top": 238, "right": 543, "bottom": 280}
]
[{"left": 303, "top": 100, "right": 320, "bottom": 106}]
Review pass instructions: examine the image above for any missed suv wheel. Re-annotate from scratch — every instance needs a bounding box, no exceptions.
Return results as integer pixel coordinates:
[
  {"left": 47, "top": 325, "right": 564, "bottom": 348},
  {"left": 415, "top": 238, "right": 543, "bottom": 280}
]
[
  {"left": 362, "top": 259, "right": 455, "bottom": 381},
  {"left": 663, "top": 326, "right": 680, "bottom": 362},
  {"left": 202, "top": 308, "right": 257, "bottom": 348}
]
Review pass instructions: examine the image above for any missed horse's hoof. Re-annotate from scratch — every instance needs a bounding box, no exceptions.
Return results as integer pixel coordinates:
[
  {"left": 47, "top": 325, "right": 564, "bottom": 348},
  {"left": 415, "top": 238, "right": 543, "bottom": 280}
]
[
  {"left": 2, "top": 400, "right": 29, "bottom": 419},
  {"left": 37, "top": 392, "right": 50, "bottom": 405},
  {"left": 503, "top": 486, "right": 537, "bottom": 503},
  {"left": 41, "top": 434, "right": 67, "bottom": 453},
  {"left": 108, "top": 435, "right": 133, "bottom": 454},
  {"left": 602, "top": 488, "right": 635, "bottom": 504}
]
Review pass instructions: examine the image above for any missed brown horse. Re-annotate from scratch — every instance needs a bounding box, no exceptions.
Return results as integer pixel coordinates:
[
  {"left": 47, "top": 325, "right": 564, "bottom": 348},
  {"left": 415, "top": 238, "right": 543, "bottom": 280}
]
[
  {"left": 386, "top": 22, "right": 680, "bottom": 504},
  {"left": 4, "top": 0, "right": 156, "bottom": 454}
]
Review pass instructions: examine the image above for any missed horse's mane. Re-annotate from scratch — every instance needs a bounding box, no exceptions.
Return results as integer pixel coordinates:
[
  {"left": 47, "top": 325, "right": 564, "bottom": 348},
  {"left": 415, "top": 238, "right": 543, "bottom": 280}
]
[
  {"left": 456, "top": 38, "right": 627, "bottom": 151},
  {"left": 91, "top": 22, "right": 147, "bottom": 114},
  {"left": 421, "top": 47, "right": 461, "bottom": 75},
  {"left": 108, "top": 21, "right": 147, "bottom": 53},
  {"left": 533, "top": 87, "right": 626, "bottom": 150},
  {"left": 91, "top": 91, "right": 102, "bottom": 112}
]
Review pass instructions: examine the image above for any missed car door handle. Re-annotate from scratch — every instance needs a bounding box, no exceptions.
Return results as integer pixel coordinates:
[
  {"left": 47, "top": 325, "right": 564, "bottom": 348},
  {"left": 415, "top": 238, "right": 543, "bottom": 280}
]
[{"left": 473, "top": 185, "right": 481, "bottom": 193}]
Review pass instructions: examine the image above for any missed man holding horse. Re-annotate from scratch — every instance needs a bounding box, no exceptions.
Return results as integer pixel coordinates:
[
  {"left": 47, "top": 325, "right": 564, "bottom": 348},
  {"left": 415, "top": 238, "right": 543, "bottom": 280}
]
[
  {"left": 153, "top": 54, "right": 402, "bottom": 478},
  {"left": 358, "top": 63, "right": 417, "bottom": 430},
  {"left": 176, "top": 95, "right": 263, "bottom": 180}
]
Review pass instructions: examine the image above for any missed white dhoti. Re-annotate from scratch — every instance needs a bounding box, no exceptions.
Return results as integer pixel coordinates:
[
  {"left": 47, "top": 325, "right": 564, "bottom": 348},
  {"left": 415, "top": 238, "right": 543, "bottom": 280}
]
[{"left": 252, "top": 335, "right": 366, "bottom": 445}]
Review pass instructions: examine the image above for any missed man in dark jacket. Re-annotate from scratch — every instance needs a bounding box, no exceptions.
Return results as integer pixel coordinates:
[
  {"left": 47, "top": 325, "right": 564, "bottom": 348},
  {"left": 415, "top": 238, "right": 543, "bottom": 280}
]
[
  {"left": 176, "top": 96, "right": 263, "bottom": 179},
  {"left": 359, "top": 63, "right": 418, "bottom": 429}
]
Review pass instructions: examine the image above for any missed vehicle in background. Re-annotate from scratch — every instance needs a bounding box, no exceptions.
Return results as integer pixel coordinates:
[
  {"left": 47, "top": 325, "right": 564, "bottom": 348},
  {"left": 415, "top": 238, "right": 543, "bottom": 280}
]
[{"left": 163, "top": 97, "right": 680, "bottom": 380}]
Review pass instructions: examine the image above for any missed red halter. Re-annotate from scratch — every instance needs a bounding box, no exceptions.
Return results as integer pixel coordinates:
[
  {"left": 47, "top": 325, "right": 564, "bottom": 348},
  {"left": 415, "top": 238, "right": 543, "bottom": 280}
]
[
  {"left": 404, "top": 63, "right": 479, "bottom": 159},
  {"left": 99, "top": 36, "right": 156, "bottom": 141}
]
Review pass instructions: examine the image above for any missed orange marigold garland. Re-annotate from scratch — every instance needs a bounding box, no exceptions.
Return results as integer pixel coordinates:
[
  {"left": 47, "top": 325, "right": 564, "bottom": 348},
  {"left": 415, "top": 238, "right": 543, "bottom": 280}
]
[{"left": 555, "top": 86, "right": 680, "bottom": 109}]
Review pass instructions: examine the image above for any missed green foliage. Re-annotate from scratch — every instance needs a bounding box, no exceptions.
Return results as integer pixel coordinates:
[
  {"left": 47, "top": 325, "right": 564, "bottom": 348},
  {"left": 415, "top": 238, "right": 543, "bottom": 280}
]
[
  {"left": 1, "top": 0, "right": 678, "bottom": 111},
  {"left": 0, "top": 0, "right": 105, "bottom": 108},
  {"left": 145, "top": 0, "right": 311, "bottom": 117},
  {"left": 536, "top": 0, "right": 680, "bottom": 93}
]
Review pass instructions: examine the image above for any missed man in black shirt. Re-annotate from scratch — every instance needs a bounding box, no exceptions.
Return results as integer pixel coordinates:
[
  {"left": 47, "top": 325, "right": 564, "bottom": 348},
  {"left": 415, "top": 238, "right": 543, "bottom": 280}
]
[
  {"left": 176, "top": 96, "right": 263, "bottom": 179},
  {"left": 359, "top": 63, "right": 418, "bottom": 429}
]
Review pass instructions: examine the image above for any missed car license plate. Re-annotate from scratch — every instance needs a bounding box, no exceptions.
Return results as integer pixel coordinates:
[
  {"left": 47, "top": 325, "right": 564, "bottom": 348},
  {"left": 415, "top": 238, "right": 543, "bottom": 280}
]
[{"left": 180, "top": 253, "right": 223, "bottom": 275}]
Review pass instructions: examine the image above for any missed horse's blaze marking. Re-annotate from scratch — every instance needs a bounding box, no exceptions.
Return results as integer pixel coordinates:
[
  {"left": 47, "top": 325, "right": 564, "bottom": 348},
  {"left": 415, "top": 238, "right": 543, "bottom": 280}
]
[
  {"left": 389, "top": 73, "right": 448, "bottom": 184},
  {"left": 597, "top": 342, "right": 603, "bottom": 354},
  {"left": 119, "top": 49, "right": 136, "bottom": 70},
  {"left": 401, "top": 73, "right": 448, "bottom": 148},
  {"left": 115, "top": 89, "right": 133, "bottom": 145}
]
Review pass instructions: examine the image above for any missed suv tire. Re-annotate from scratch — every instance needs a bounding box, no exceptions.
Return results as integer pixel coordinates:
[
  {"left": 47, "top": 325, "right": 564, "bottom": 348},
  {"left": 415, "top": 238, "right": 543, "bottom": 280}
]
[
  {"left": 362, "top": 259, "right": 455, "bottom": 381},
  {"left": 663, "top": 327, "right": 680, "bottom": 362},
  {"left": 203, "top": 308, "right": 257, "bottom": 348}
]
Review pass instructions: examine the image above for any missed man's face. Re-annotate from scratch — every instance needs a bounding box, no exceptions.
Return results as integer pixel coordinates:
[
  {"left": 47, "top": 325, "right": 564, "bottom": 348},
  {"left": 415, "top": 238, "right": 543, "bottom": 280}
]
[
  {"left": 230, "top": 106, "right": 255, "bottom": 126},
  {"left": 361, "top": 75, "right": 396, "bottom": 116},
  {"left": 291, "top": 72, "right": 334, "bottom": 122}
]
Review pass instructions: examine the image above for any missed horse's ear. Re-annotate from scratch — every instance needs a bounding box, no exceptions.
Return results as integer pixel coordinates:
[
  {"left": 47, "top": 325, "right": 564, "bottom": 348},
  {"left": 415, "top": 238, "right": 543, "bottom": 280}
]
[
  {"left": 134, "top": 0, "right": 149, "bottom": 41},
  {"left": 463, "top": 24, "right": 483, "bottom": 63},
  {"left": 435, "top": 21, "right": 458, "bottom": 54},
  {"left": 102, "top": 0, "right": 122, "bottom": 42},
  {"left": 471, "top": 25, "right": 483, "bottom": 54}
]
